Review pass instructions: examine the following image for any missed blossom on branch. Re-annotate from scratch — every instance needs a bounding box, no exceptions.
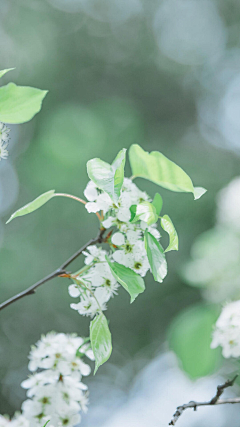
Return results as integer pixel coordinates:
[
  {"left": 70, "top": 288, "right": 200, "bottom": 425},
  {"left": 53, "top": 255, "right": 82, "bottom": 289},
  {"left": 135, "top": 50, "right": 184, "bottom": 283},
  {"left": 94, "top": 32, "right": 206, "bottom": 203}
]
[{"left": 68, "top": 178, "right": 162, "bottom": 318}]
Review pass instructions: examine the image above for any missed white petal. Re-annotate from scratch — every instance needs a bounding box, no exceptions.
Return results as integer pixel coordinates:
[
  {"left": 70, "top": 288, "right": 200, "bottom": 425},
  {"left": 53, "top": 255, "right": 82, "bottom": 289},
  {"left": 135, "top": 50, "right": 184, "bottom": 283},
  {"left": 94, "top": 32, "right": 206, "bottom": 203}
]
[
  {"left": 84, "top": 181, "right": 98, "bottom": 201},
  {"left": 85, "top": 202, "right": 100, "bottom": 213},
  {"left": 102, "top": 217, "right": 114, "bottom": 228},
  {"left": 68, "top": 284, "right": 81, "bottom": 298},
  {"left": 117, "top": 207, "right": 131, "bottom": 222},
  {"left": 111, "top": 232, "right": 125, "bottom": 246}
]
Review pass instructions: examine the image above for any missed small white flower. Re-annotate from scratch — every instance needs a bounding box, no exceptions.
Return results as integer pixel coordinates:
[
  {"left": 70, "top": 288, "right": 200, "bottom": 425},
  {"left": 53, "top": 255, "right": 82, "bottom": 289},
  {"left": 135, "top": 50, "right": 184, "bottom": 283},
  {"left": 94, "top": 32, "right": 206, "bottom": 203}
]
[
  {"left": 82, "top": 245, "right": 107, "bottom": 265},
  {"left": 58, "top": 409, "right": 81, "bottom": 427}
]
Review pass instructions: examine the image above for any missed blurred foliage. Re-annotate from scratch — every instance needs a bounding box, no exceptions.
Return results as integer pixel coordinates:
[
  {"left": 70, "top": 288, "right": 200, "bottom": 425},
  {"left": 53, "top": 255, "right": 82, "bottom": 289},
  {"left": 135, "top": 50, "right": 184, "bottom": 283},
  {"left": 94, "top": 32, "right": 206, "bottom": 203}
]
[
  {"left": 1, "top": 0, "right": 240, "bottom": 417},
  {"left": 168, "top": 304, "right": 222, "bottom": 378}
]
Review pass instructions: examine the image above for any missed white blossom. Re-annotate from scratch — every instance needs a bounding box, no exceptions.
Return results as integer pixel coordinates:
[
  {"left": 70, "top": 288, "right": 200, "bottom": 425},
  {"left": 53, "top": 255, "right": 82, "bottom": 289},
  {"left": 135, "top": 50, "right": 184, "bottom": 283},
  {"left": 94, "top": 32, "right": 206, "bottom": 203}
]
[
  {"left": 211, "top": 300, "right": 240, "bottom": 358},
  {"left": 20, "top": 332, "right": 93, "bottom": 427}
]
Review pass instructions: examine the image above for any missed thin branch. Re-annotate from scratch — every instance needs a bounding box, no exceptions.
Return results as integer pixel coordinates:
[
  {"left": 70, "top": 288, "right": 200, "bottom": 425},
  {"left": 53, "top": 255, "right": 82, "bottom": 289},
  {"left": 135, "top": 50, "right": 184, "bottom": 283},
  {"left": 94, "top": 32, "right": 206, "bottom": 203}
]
[
  {"left": 0, "top": 228, "right": 105, "bottom": 311},
  {"left": 169, "top": 375, "right": 239, "bottom": 425}
]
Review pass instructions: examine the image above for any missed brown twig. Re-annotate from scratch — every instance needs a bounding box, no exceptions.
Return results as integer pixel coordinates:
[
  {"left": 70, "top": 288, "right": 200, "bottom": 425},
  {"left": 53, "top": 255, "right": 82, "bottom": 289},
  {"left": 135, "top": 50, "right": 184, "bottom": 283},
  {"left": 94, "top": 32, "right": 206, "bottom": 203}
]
[
  {"left": 0, "top": 228, "right": 105, "bottom": 311},
  {"left": 169, "top": 375, "right": 239, "bottom": 425}
]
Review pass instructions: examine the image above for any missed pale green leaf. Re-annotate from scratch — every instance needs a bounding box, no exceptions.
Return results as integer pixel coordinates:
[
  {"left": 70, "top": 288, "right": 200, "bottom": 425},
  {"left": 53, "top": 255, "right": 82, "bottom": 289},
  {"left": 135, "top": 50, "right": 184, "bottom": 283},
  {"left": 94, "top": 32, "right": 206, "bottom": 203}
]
[
  {"left": 144, "top": 231, "right": 167, "bottom": 283},
  {"left": 106, "top": 256, "right": 145, "bottom": 303},
  {"left": 129, "top": 144, "right": 206, "bottom": 199},
  {"left": 168, "top": 304, "right": 222, "bottom": 378},
  {"left": 130, "top": 201, "right": 158, "bottom": 226},
  {"left": 87, "top": 148, "right": 126, "bottom": 202},
  {"left": 152, "top": 193, "right": 163, "bottom": 216},
  {"left": 0, "top": 68, "right": 15, "bottom": 79},
  {"left": 90, "top": 313, "right": 112, "bottom": 374},
  {"left": 6, "top": 190, "right": 55, "bottom": 224},
  {"left": 0, "top": 83, "right": 48, "bottom": 123},
  {"left": 160, "top": 214, "right": 179, "bottom": 252},
  {"left": 111, "top": 148, "right": 126, "bottom": 198}
]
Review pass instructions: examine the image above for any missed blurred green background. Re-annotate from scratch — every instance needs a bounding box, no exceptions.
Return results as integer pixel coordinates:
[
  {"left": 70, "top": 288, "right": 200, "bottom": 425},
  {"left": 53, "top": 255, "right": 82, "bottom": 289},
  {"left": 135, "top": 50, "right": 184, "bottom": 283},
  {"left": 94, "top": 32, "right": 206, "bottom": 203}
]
[{"left": 1, "top": 0, "right": 240, "bottom": 422}]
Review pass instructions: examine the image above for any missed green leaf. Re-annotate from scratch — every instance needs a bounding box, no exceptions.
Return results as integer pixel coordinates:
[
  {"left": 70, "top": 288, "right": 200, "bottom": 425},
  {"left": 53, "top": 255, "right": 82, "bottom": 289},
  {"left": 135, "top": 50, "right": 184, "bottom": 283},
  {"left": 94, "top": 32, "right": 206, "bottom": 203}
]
[
  {"left": 160, "top": 215, "right": 178, "bottom": 252},
  {"left": 106, "top": 256, "right": 145, "bottom": 303},
  {"left": 87, "top": 148, "right": 126, "bottom": 202},
  {"left": 168, "top": 304, "right": 222, "bottom": 379},
  {"left": 130, "top": 204, "right": 137, "bottom": 221},
  {"left": 6, "top": 190, "right": 55, "bottom": 224},
  {"left": 152, "top": 193, "right": 163, "bottom": 215},
  {"left": 129, "top": 144, "right": 206, "bottom": 199},
  {"left": 90, "top": 313, "right": 112, "bottom": 374},
  {"left": 130, "top": 201, "right": 158, "bottom": 226},
  {"left": 0, "top": 83, "right": 48, "bottom": 123},
  {"left": 42, "top": 421, "right": 50, "bottom": 427},
  {"left": 144, "top": 231, "right": 167, "bottom": 283},
  {"left": 0, "top": 68, "right": 15, "bottom": 79}
]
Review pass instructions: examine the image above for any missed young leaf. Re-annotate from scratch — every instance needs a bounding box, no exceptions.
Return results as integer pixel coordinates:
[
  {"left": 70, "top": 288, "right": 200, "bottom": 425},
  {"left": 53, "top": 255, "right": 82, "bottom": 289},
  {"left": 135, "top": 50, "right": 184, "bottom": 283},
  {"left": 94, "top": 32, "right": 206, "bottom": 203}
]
[
  {"left": 111, "top": 148, "right": 126, "bottom": 199},
  {"left": 106, "top": 257, "right": 145, "bottom": 303},
  {"left": 87, "top": 148, "right": 126, "bottom": 202},
  {"left": 144, "top": 231, "right": 167, "bottom": 283},
  {"left": 130, "top": 201, "right": 158, "bottom": 226},
  {"left": 0, "top": 83, "right": 48, "bottom": 123},
  {"left": 129, "top": 144, "right": 206, "bottom": 199},
  {"left": 152, "top": 193, "right": 163, "bottom": 215},
  {"left": 130, "top": 204, "right": 137, "bottom": 221},
  {"left": 160, "top": 214, "right": 179, "bottom": 252},
  {"left": 6, "top": 190, "right": 55, "bottom": 224},
  {"left": 168, "top": 304, "right": 222, "bottom": 379},
  {"left": 0, "top": 68, "right": 15, "bottom": 79},
  {"left": 90, "top": 313, "right": 112, "bottom": 374}
]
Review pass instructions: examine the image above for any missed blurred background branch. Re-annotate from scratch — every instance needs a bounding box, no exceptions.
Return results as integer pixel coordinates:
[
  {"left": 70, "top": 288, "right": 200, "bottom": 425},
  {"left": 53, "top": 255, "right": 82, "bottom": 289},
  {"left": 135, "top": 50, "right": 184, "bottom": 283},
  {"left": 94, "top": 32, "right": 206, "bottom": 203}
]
[
  {"left": 0, "top": 228, "right": 104, "bottom": 310},
  {"left": 169, "top": 375, "right": 239, "bottom": 425}
]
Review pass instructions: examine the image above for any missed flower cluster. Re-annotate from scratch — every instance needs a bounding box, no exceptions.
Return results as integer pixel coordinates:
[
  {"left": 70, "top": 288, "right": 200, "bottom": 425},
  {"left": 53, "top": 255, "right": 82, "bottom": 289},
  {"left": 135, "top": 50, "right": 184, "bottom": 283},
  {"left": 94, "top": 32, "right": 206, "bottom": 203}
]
[
  {"left": 21, "top": 332, "right": 93, "bottom": 427},
  {"left": 0, "top": 414, "right": 29, "bottom": 427},
  {"left": 0, "top": 122, "right": 10, "bottom": 161},
  {"left": 211, "top": 300, "right": 240, "bottom": 358},
  {"left": 69, "top": 178, "right": 161, "bottom": 318},
  {"left": 0, "top": 332, "right": 93, "bottom": 427}
]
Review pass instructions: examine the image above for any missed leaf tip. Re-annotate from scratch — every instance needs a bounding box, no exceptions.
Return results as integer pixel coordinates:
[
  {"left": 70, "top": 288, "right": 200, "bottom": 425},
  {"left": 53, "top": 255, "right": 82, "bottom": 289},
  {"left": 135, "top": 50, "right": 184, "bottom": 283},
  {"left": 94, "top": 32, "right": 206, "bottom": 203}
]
[{"left": 194, "top": 187, "right": 207, "bottom": 200}]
